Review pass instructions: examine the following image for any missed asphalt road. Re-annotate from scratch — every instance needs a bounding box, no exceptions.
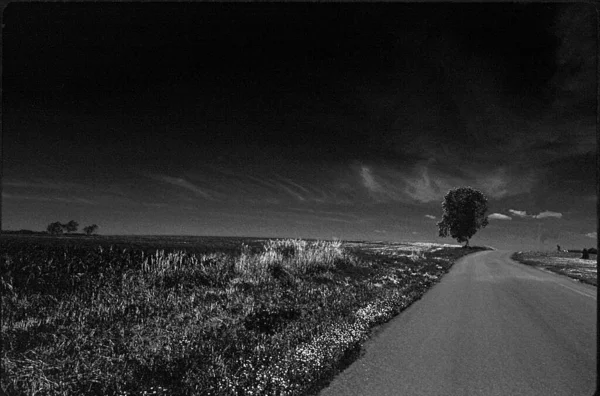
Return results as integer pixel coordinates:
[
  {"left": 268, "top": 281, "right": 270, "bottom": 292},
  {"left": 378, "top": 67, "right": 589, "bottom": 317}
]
[{"left": 320, "top": 250, "right": 597, "bottom": 396}]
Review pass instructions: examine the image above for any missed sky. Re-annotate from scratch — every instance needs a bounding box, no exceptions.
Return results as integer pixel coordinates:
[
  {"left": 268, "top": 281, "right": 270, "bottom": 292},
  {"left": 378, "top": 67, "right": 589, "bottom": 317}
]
[{"left": 2, "top": 3, "right": 597, "bottom": 251}]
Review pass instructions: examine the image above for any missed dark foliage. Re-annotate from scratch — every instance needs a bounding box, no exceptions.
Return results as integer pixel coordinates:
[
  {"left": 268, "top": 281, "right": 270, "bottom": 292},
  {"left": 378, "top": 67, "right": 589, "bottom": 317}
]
[
  {"left": 46, "top": 222, "right": 64, "bottom": 235},
  {"left": 83, "top": 224, "right": 99, "bottom": 235},
  {"left": 437, "top": 187, "right": 489, "bottom": 247},
  {"left": 63, "top": 220, "right": 79, "bottom": 233}
]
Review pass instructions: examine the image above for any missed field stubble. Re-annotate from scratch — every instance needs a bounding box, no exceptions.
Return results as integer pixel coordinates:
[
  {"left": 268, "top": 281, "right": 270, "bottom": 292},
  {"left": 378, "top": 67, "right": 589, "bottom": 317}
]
[
  {"left": 511, "top": 250, "right": 597, "bottom": 286},
  {"left": 1, "top": 236, "right": 483, "bottom": 395}
]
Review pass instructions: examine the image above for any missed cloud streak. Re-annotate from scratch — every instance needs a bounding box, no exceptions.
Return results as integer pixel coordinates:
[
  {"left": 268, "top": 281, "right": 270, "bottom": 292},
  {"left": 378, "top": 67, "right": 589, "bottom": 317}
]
[
  {"left": 152, "top": 175, "right": 216, "bottom": 200},
  {"left": 4, "top": 179, "right": 87, "bottom": 191},
  {"left": 206, "top": 166, "right": 351, "bottom": 204},
  {"left": 534, "top": 211, "right": 562, "bottom": 219},
  {"left": 3, "top": 193, "right": 97, "bottom": 205},
  {"left": 349, "top": 161, "right": 536, "bottom": 205},
  {"left": 488, "top": 213, "right": 512, "bottom": 220},
  {"left": 508, "top": 209, "right": 562, "bottom": 219},
  {"left": 508, "top": 209, "right": 528, "bottom": 217}
]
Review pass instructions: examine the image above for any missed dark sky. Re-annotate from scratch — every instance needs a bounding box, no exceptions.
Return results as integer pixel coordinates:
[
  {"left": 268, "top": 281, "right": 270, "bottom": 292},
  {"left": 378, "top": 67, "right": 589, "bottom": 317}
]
[{"left": 2, "top": 3, "right": 597, "bottom": 250}]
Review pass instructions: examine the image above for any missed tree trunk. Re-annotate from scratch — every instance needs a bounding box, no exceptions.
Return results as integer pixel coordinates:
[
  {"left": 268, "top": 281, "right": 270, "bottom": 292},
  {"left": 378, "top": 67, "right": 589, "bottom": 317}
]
[{"left": 464, "top": 239, "right": 470, "bottom": 248}]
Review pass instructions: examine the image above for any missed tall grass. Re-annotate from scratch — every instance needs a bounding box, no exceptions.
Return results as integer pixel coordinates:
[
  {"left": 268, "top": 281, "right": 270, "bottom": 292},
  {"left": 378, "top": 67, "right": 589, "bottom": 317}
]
[
  {"left": 139, "top": 239, "right": 347, "bottom": 285},
  {"left": 236, "top": 239, "right": 346, "bottom": 281},
  {"left": 1, "top": 237, "right": 477, "bottom": 395}
]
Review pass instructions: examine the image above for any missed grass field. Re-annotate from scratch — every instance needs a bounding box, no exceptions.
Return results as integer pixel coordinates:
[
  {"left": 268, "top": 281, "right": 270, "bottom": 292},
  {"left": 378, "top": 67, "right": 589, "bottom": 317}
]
[
  {"left": 1, "top": 235, "right": 486, "bottom": 395},
  {"left": 511, "top": 250, "right": 597, "bottom": 286}
]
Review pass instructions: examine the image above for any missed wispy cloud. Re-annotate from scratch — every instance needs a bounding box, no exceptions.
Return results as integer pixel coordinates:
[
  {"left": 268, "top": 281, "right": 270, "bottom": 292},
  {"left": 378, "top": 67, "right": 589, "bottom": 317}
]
[
  {"left": 472, "top": 167, "right": 536, "bottom": 199},
  {"left": 3, "top": 179, "right": 117, "bottom": 198},
  {"left": 151, "top": 175, "right": 216, "bottom": 200},
  {"left": 273, "top": 208, "right": 358, "bottom": 224},
  {"left": 209, "top": 168, "right": 313, "bottom": 203},
  {"left": 3, "top": 193, "right": 97, "bottom": 205},
  {"left": 210, "top": 208, "right": 357, "bottom": 224},
  {"left": 4, "top": 180, "right": 79, "bottom": 190},
  {"left": 273, "top": 182, "right": 306, "bottom": 201},
  {"left": 351, "top": 161, "right": 535, "bottom": 205},
  {"left": 360, "top": 165, "right": 385, "bottom": 195},
  {"left": 141, "top": 202, "right": 171, "bottom": 208},
  {"left": 274, "top": 174, "right": 312, "bottom": 194},
  {"left": 488, "top": 213, "right": 512, "bottom": 220},
  {"left": 585, "top": 232, "right": 597, "bottom": 239},
  {"left": 272, "top": 174, "right": 347, "bottom": 204},
  {"left": 288, "top": 207, "right": 362, "bottom": 220},
  {"left": 356, "top": 163, "right": 440, "bottom": 203},
  {"left": 312, "top": 216, "right": 356, "bottom": 224},
  {"left": 424, "top": 214, "right": 437, "bottom": 220}
]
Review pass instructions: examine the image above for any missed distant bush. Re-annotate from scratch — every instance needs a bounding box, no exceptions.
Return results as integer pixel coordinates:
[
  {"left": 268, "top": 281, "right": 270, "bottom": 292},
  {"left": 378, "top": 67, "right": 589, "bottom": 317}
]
[
  {"left": 63, "top": 220, "right": 79, "bottom": 233},
  {"left": 46, "top": 222, "right": 64, "bottom": 235},
  {"left": 83, "top": 224, "right": 99, "bottom": 236},
  {"left": 45, "top": 220, "right": 80, "bottom": 235}
]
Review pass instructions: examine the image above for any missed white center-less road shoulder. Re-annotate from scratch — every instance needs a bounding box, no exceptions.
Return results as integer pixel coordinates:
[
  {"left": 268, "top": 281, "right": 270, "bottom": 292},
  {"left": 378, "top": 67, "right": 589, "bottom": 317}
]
[{"left": 320, "top": 250, "right": 597, "bottom": 396}]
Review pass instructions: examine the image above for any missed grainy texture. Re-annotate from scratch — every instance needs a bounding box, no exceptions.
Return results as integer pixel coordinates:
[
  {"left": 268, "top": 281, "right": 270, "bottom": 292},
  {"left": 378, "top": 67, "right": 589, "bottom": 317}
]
[
  {"left": 320, "top": 250, "right": 596, "bottom": 396},
  {"left": 511, "top": 251, "right": 597, "bottom": 286},
  {"left": 0, "top": 235, "right": 482, "bottom": 395}
]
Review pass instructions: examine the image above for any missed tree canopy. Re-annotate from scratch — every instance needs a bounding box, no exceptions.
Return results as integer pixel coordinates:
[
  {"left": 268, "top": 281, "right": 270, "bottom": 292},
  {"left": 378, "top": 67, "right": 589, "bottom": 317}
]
[
  {"left": 83, "top": 224, "right": 99, "bottom": 235},
  {"left": 437, "top": 187, "right": 489, "bottom": 247},
  {"left": 63, "top": 220, "right": 79, "bottom": 233},
  {"left": 46, "top": 222, "right": 64, "bottom": 235}
]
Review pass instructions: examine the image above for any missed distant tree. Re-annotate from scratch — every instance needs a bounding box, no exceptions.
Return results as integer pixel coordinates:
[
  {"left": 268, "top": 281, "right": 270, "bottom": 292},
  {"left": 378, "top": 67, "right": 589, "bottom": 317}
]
[
  {"left": 47, "top": 222, "right": 64, "bottom": 235},
  {"left": 83, "top": 224, "right": 99, "bottom": 235},
  {"left": 63, "top": 220, "right": 79, "bottom": 233},
  {"left": 437, "top": 187, "right": 489, "bottom": 248}
]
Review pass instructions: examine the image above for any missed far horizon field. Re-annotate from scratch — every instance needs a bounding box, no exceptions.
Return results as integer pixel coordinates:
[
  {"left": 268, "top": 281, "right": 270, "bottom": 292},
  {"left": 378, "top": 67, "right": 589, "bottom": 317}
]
[{"left": 2, "top": 229, "right": 596, "bottom": 254}]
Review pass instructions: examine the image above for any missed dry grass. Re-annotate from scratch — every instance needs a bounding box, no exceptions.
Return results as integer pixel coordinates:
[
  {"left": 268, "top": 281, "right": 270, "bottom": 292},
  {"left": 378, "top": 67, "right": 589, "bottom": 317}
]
[
  {"left": 511, "top": 251, "right": 597, "bottom": 286},
  {"left": 1, "top": 236, "right": 482, "bottom": 395}
]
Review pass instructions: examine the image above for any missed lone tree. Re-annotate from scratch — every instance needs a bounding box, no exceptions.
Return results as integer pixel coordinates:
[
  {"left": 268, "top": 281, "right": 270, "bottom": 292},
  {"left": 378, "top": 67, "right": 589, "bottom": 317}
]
[
  {"left": 437, "top": 187, "right": 489, "bottom": 248},
  {"left": 83, "top": 224, "right": 99, "bottom": 235},
  {"left": 63, "top": 220, "right": 79, "bottom": 233},
  {"left": 47, "top": 222, "right": 64, "bottom": 235}
]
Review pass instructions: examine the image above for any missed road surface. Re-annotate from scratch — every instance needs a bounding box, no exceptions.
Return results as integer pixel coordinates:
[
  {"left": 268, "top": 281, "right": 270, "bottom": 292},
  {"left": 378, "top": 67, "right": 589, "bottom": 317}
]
[{"left": 320, "top": 250, "right": 597, "bottom": 396}]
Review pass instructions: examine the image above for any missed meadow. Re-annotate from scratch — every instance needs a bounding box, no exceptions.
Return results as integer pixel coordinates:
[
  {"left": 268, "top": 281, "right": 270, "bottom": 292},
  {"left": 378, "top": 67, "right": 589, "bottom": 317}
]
[
  {"left": 1, "top": 235, "right": 485, "bottom": 395},
  {"left": 511, "top": 250, "right": 597, "bottom": 286}
]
